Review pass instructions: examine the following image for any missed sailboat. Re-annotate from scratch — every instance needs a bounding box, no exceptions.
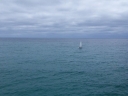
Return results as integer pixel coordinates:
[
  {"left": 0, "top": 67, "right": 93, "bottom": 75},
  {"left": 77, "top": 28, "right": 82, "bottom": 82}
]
[{"left": 79, "top": 41, "right": 82, "bottom": 49}]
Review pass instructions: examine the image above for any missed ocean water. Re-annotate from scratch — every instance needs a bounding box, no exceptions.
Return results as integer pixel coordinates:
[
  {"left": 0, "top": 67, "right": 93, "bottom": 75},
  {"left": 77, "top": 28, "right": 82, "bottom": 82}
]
[{"left": 0, "top": 38, "right": 128, "bottom": 96}]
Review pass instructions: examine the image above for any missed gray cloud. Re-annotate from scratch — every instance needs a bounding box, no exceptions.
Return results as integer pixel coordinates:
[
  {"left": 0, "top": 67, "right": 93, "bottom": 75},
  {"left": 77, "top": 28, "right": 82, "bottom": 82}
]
[{"left": 0, "top": 0, "right": 128, "bottom": 38}]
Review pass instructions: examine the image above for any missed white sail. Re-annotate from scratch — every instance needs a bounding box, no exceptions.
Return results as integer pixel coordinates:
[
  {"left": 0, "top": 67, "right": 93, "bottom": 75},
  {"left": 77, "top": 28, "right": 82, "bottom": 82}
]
[
  {"left": 80, "top": 42, "right": 82, "bottom": 47},
  {"left": 79, "top": 41, "right": 82, "bottom": 49}
]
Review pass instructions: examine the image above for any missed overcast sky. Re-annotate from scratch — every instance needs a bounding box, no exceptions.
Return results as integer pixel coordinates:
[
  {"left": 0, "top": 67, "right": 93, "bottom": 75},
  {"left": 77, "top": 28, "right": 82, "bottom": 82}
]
[{"left": 0, "top": 0, "right": 128, "bottom": 38}]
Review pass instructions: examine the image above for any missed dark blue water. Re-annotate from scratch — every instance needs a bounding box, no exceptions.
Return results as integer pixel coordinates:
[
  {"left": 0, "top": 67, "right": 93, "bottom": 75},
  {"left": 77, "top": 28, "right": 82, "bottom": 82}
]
[{"left": 0, "top": 38, "right": 128, "bottom": 96}]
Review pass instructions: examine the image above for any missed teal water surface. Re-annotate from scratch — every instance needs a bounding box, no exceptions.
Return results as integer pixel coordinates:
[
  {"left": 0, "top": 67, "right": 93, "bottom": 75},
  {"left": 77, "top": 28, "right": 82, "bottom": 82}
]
[{"left": 0, "top": 38, "right": 128, "bottom": 96}]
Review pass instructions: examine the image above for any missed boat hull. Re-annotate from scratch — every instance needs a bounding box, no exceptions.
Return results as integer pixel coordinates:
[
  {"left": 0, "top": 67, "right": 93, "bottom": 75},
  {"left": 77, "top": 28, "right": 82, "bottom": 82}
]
[{"left": 79, "top": 47, "right": 82, "bottom": 49}]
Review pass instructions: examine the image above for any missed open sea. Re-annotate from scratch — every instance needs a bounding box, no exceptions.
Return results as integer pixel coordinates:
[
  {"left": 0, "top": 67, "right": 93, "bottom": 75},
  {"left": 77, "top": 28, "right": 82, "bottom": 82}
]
[{"left": 0, "top": 38, "right": 128, "bottom": 96}]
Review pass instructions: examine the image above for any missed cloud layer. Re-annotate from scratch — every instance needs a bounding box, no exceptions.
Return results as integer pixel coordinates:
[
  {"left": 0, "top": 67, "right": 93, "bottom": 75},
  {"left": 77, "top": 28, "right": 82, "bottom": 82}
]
[{"left": 0, "top": 0, "right": 128, "bottom": 38}]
